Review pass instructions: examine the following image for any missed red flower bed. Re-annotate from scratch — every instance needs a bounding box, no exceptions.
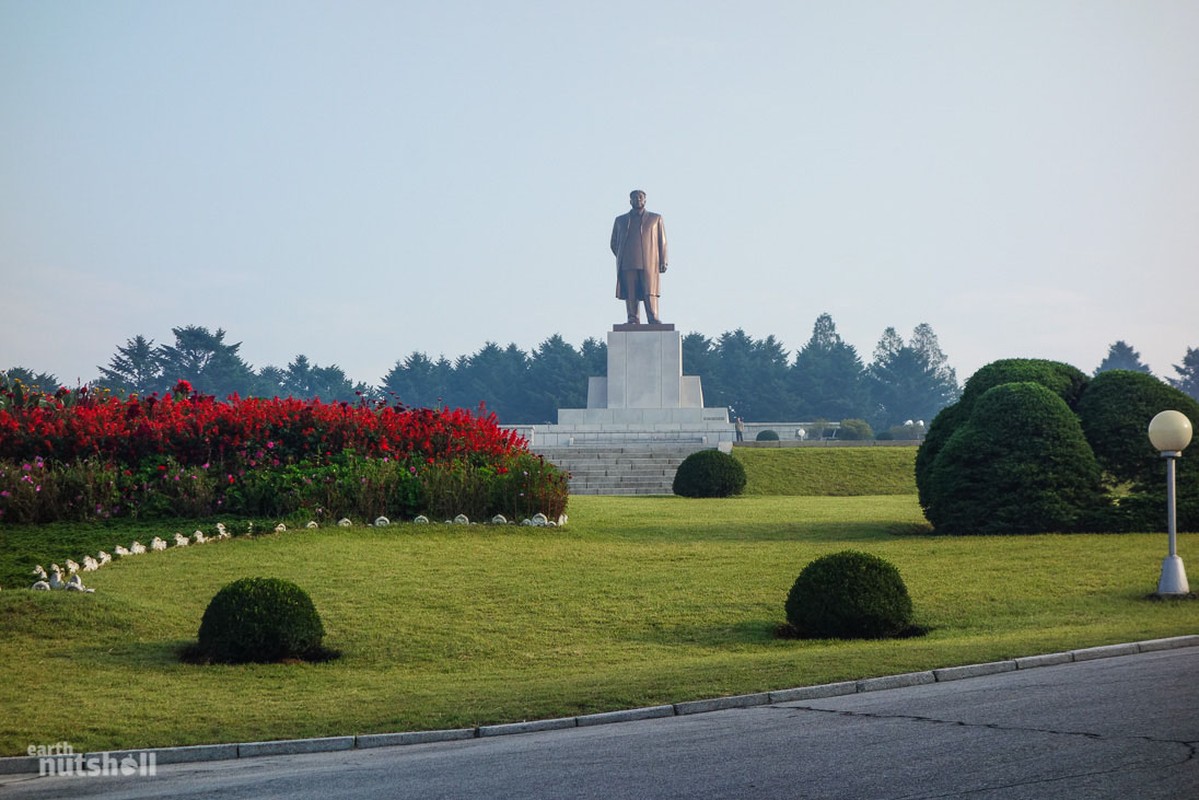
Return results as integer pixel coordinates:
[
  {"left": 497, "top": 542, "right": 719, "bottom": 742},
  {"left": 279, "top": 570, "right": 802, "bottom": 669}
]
[
  {"left": 0, "top": 383, "right": 524, "bottom": 470},
  {"left": 0, "top": 382, "right": 568, "bottom": 523}
]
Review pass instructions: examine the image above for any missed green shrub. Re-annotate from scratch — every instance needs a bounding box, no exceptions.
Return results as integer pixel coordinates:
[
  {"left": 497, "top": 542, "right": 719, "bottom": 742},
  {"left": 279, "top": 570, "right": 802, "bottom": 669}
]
[
  {"left": 672, "top": 449, "right": 747, "bottom": 498},
  {"left": 914, "top": 403, "right": 965, "bottom": 508},
  {"left": 838, "top": 419, "right": 873, "bottom": 440},
  {"left": 1077, "top": 370, "right": 1199, "bottom": 489},
  {"left": 916, "top": 359, "right": 1089, "bottom": 507},
  {"left": 0, "top": 450, "right": 570, "bottom": 525},
  {"left": 755, "top": 429, "right": 780, "bottom": 441},
  {"left": 1076, "top": 370, "right": 1199, "bottom": 532},
  {"left": 194, "top": 577, "right": 329, "bottom": 664},
  {"left": 959, "top": 358, "right": 1090, "bottom": 412},
  {"left": 923, "top": 382, "right": 1108, "bottom": 534},
  {"left": 486, "top": 451, "right": 570, "bottom": 522},
  {"left": 784, "top": 550, "right": 914, "bottom": 639}
]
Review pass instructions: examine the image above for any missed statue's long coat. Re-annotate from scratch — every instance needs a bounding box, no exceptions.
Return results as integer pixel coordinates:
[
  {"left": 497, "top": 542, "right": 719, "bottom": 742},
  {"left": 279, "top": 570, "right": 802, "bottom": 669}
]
[{"left": 610, "top": 210, "right": 667, "bottom": 299}]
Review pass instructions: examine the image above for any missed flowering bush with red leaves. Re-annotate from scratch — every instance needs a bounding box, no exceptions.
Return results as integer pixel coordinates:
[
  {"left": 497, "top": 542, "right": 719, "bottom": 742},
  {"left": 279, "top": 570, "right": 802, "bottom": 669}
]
[{"left": 0, "top": 381, "right": 568, "bottom": 523}]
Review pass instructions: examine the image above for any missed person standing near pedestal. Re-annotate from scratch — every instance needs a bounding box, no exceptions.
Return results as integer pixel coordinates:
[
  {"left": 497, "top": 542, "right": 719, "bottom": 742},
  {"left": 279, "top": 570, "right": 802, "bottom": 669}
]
[{"left": 610, "top": 189, "right": 667, "bottom": 324}]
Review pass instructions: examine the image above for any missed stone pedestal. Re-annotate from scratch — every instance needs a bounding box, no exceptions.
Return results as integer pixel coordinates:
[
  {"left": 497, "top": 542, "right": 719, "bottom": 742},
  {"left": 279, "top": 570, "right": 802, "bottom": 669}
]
[
  {"left": 587, "top": 326, "right": 703, "bottom": 409},
  {"left": 520, "top": 325, "right": 733, "bottom": 448}
]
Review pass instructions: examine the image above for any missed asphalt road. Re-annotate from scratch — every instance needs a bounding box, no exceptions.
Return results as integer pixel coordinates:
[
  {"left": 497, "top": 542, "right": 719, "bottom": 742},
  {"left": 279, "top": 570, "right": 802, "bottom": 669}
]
[{"left": 3, "top": 648, "right": 1197, "bottom": 799}]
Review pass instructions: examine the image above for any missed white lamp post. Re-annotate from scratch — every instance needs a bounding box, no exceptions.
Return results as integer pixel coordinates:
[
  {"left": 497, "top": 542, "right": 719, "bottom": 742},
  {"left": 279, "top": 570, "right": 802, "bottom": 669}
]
[{"left": 1147, "top": 410, "right": 1193, "bottom": 597}]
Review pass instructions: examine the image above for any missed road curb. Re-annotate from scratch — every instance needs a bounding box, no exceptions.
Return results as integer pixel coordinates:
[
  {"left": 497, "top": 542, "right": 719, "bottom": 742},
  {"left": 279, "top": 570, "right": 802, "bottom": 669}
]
[
  {"left": 674, "top": 692, "right": 772, "bottom": 716},
  {"left": 3, "top": 635, "right": 1195, "bottom": 775},
  {"left": 576, "top": 705, "right": 676, "bottom": 727}
]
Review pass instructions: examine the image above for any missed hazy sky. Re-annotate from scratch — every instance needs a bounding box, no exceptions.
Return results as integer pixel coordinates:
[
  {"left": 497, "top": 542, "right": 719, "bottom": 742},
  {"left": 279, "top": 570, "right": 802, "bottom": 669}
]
[{"left": 3, "top": 1, "right": 1197, "bottom": 389}]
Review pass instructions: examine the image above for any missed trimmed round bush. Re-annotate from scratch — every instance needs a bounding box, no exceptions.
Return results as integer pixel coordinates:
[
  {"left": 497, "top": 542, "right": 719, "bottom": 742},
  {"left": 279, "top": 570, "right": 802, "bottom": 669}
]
[
  {"left": 785, "top": 550, "right": 914, "bottom": 639},
  {"left": 1077, "top": 370, "right": 1199, "bottom": 488},
  {"left": 923, "top": 382, "right": 1108, "bottom": 535},
  {"left": 196, "top": 577, "right": 327, "bottom": 664},
  {"left": 958, "top": 358, "right": 1089, "bottom": 412},
  {"left": 917, "top": 359, "right": 1089, "bottom": 506},
  {"left": 755, "top": 429, "right": 780, "bottom": 441},
  {"left": 672, "top": 449, "right": 747, "bottom": 498},
  {"left": 1076, "top": 370, "right": 1199, "bottom": 531}
]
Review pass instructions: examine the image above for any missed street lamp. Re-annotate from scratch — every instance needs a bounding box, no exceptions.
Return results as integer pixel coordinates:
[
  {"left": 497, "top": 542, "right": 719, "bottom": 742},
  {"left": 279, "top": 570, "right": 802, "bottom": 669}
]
[{"left": 1147, "top": 410, "right": 1194, "bottom": 597}]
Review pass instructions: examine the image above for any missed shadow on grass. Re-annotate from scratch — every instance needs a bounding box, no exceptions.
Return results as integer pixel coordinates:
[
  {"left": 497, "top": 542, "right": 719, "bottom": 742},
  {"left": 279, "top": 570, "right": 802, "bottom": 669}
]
[
  {"left": 773, "top": 622, "right": 931, "bottom": 640},
  {"left": 178, "top": 641, "right": 342, "bottom": 666},
  {"left": 68, "top": 637, "right": 344, "bottom": 669},
  {"left": 623, "top": 619, "right": 783, "bottom": 647},
  {"left": 600, "top": 519, "right": 935, "bottom": 543}
]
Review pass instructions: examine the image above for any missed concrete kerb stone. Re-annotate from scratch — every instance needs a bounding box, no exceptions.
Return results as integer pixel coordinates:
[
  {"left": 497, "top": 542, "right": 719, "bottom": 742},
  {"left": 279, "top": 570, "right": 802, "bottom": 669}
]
[
  {"left": 0, "top": 757, "right": 39, "bottom": 776},
  {"left": 674, "top": 692, "right": 772, "bottom": 716},
  {"left": 576, "top": 705, "right": 676, "bottom": 727},
  {"left": 102, "top": 744, "right": 238, "bottom": 766},
  {"left": 932, "top": 660, "right": 1018, "bottom": 682},
  {"left": 356, "top": 729, "right": 476, "bottom": 749},
  {"left": 478, "top": 717, "right": 577, "bottom": 738},
  {"left": 1136, "top": 634, "right": 1199, "bottom": 652},
  {"left": 237, "top": 736, "right": 354, "bottom": 759},
  {"left": 3, "top": 636, "right": 1196, "bottom": 774},
  {"left": 768, "top": 681, "right": 857, "bottom": 703},
  {"left": 856, "top": 671, "right": 936, "bottom": 693},
  {"left": 1014, "top": 651, "right": 1074, "bottom": 670},
  {"left": 1070, "top": 642, "right": 1141, "bottom": 662}
]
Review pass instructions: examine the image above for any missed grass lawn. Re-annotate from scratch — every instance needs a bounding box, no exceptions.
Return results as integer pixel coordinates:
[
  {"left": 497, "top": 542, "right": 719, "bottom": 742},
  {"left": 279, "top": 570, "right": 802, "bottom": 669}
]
[
  {"left": 733, "top": 445, "right": 918, "bottom": 496},
  {"left": 1, "top": 492, "right": 1196, "bottom": 756}
]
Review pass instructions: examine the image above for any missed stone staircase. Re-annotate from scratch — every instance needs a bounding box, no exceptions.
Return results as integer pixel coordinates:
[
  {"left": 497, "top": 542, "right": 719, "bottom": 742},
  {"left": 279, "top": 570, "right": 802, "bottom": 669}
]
[{"left": 533, "top": 443, "right": 714, "bottom": 495}]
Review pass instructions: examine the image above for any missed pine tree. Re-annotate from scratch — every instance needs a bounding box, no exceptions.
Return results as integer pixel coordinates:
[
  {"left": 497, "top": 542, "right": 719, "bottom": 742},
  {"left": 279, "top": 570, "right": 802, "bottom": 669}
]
[
  {"left": 1168, "top": 346, "right": 1199, "bottom": 401},
  {"left": 866, "top": 324, "right": 959, "bottom": 430},
  {"left": 156, "top": 326, "right": 258, "bottom": 398},
  {"left": 790, "top": 313, "right": 868, "bottom": 421},
  {"left": 95, "top": 335, "right": 163, "bottom": 395},
  {"left": 1094, "top": 340, "right": 1152, "bottom": 376}
]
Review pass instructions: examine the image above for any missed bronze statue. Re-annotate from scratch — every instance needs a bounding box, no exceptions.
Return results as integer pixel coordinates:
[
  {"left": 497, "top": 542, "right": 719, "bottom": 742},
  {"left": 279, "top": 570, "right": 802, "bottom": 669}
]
[{"left": 610, "top": 189, "right": 667, "bottom": 324}]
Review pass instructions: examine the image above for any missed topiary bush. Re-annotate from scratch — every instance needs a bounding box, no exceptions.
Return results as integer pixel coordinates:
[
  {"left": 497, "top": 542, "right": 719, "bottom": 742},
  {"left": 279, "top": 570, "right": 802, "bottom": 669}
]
[
  {"left": 672, "top": 449, "right": 747, "bottom": 498},
  {"left": 958, "top": 358, "right": 1090, "bottom": 412},
  {"left": 192, "top": 577, "right": 330, "bottom": 664},
  {"left": 1077, "top": 370, "right": 1199, "bottom": 489},
  {"left": 784, "top": 550, "right": 914, "bottom": 639},
  {"left": 1076, "top": 370, "right": 1199, "bottom": 531},
  {"left": 755, "top": 429, "right": 780, "bottom": 441},
  {"left": 923, "top": 382, "right": 1108, "bottom": 534},
  {"left": 916, "top": 359, "right": 1089, "bottom": 507}
]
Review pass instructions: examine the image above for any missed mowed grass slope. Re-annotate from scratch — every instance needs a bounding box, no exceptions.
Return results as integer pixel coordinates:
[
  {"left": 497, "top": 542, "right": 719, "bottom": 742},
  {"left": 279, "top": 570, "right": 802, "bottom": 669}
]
[
  {"left": 733, "top": 445, "right": 918, "bottom": 496},
  {"left": 0, "top": 448, "right": 1196, "bottom": 756}
]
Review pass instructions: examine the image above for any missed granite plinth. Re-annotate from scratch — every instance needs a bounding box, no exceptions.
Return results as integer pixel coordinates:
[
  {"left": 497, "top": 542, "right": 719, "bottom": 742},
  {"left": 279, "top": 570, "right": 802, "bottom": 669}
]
[
  {"left": 612, "top": 323, "right": 675, "bottom": 332},
  {"left": 597, "top": 328, "right": 701, "bottom": 410}
]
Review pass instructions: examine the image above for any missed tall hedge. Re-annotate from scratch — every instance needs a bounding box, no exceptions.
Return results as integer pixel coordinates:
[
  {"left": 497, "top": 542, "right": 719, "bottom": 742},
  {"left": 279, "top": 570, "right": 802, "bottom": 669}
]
[{"left": 923, "top": 382, "right": 1108, "bottom": 535}]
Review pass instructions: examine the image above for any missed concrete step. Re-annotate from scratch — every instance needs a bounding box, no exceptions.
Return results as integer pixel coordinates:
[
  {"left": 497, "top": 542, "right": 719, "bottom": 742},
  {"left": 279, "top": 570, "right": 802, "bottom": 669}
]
[{"left": 534, "top": 443, "right": 713, "bottom": 496}]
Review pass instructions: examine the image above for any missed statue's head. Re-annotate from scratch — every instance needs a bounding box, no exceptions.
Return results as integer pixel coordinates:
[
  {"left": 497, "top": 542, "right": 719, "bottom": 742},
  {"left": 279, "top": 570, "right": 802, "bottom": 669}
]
[{"left": 629, "top": 190, "right": 646, "bottom": 210}]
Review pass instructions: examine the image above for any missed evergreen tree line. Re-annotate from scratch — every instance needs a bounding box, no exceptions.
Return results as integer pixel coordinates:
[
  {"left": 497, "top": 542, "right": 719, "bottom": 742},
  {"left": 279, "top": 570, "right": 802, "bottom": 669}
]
[{"left": 6, "top": 320, "right": 1199, "bottom": 433}]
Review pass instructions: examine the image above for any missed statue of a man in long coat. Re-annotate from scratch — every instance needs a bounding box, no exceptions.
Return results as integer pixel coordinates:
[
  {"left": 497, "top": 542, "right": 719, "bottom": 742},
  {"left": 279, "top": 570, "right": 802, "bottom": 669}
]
[{"left": 610, "top": 189, "right": 668, "bottom": 324}]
